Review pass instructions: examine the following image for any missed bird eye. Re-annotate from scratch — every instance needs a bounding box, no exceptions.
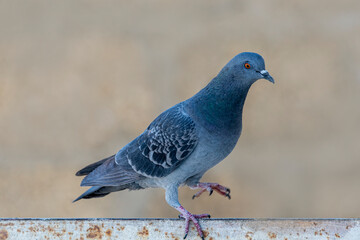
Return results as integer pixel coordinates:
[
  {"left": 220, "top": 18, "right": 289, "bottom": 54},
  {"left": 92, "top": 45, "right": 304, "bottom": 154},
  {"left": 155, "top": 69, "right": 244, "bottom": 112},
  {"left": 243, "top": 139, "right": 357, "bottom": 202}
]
[{"left": 244, "top": 63, "right": 251, "bottom": 69}]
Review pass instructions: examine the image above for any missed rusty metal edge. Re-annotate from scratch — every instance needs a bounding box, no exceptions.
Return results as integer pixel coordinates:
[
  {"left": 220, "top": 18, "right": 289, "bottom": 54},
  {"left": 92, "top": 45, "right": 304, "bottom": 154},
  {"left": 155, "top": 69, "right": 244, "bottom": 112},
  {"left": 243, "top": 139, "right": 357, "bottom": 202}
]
[
  {"left": 1, "top": 217, "right": 360, "bottom": 240},
  {"left": 1, "top": 218, "right": 359, "bottom": 221}
]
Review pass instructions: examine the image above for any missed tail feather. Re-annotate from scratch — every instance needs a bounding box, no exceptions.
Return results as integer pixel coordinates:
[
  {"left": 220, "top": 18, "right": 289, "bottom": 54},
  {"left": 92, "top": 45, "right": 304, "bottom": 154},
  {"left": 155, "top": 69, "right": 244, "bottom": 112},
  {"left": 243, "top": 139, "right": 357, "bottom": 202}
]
[
  {"left": 73, "top": 186, "right": 103, "bottom": 202},
  {"left": 74, "top": 153, "right": 144, "bottom": 203},
  {"left": 80, "top": 156, "right": 142, "bottom": 187}
]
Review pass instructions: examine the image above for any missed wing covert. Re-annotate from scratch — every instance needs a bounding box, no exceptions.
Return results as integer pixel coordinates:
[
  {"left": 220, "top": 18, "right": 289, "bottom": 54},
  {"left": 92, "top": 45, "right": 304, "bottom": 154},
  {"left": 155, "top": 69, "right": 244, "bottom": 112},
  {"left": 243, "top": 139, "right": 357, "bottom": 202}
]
[{"left": 125, "top": 104, "right": 198, "bottom": 177}]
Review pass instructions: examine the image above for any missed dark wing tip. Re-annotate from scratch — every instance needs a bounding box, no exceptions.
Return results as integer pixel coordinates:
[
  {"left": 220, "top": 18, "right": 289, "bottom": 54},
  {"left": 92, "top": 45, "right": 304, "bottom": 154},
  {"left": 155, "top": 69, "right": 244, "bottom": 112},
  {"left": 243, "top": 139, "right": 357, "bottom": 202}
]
[
  {"left": 75, "top": 170, "right": 85, "bottom": 176},
  {"left": 73, "top": 186, "right": 103, "bottom": 203},
  {"left": 75, "top": 155, "right": 115, "bottom": 176},
  {"left": 72, "top": 196, "right": 82, "bottom": 203}
]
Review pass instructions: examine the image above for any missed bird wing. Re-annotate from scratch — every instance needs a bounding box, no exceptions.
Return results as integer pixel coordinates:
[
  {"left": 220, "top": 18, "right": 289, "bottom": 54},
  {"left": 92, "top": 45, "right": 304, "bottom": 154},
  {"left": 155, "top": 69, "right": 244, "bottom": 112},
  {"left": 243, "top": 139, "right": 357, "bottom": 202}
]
[
  {"left": 80, "top": 104, "right": 198, "bottom": 186},
  {"left": 125, "top": 104, "right": 198, "bottom": 177},
  {"left": 76, "top": 155, "right": 115, "bottom": 176},
  {"left": 80, "top": 155, "right": 143, "bottom": 186}
]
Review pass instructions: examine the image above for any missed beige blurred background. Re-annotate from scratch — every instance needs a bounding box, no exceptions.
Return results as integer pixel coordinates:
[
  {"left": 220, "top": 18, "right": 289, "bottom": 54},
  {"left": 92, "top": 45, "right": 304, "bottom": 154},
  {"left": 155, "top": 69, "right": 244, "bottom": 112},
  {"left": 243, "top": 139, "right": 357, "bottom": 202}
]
[{"left": 0, "top": 0, "right": 359, "bottom": 219}]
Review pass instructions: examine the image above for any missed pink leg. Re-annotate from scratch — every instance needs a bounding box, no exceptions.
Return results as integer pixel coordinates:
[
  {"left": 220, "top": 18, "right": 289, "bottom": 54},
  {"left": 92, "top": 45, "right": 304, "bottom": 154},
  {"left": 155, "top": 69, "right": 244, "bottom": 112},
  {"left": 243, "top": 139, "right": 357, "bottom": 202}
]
[
  {"left": 191, "top": 182, "right": 231, "bottom": 199},
  {"left": 176, "top": 205, "right": 210, "bottom": 239}
]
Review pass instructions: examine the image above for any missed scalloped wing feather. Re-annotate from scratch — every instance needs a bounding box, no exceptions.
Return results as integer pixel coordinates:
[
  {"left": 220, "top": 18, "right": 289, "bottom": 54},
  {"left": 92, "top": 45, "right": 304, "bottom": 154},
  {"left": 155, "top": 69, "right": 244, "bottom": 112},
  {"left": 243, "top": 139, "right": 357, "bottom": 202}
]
[{"left": 127, "top": 104, "right": 198, "bottom": 177}]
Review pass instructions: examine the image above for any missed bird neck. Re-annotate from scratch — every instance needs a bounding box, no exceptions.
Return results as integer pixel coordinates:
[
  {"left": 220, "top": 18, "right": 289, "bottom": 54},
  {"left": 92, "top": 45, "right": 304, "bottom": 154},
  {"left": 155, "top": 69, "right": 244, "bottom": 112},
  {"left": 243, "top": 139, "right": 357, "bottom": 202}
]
[{"left": 186, "top": 76, "right": 251, "bottom": 134}]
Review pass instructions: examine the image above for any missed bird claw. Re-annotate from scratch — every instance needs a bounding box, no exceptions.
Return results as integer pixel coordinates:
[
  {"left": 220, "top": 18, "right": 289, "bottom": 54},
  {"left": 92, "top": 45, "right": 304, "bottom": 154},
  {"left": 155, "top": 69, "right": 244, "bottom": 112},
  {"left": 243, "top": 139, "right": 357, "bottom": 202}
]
[
  {"left": 192, "top": 182, "right": 231, "bottom": 200},
  {"left": 177, "top": 206, "right": 210, "bottom": 239},
  {"left": 179, "top": 213, "right": 211, "bottom": 219}
]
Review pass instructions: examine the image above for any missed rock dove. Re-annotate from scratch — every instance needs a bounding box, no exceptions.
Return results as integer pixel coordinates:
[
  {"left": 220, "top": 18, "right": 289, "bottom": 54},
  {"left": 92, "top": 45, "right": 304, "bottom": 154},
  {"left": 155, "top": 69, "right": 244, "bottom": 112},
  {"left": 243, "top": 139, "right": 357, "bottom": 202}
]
[{"left": 74, "top": 52, "right": 274, "bottom": 239}]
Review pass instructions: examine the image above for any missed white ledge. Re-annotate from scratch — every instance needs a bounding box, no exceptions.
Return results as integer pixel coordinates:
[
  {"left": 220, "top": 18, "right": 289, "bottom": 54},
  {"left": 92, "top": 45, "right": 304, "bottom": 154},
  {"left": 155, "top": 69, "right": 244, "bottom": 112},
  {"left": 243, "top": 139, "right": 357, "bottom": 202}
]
[{"left": 0, "top": 218, "right": 359, "bottom": 240}]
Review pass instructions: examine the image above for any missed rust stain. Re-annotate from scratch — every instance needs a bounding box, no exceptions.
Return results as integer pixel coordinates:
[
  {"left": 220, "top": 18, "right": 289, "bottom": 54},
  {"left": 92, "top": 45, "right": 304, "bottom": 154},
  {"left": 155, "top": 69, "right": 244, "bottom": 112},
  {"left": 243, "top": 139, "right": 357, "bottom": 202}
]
[
  {"left": 138, "top": 226, "right": 149, "bottom": 237},
  {"left": 245, "top": 231, "right": 253, "bottom": 240},
  {"left": 0, "top": 230, "right": 8, "bottom": 240},
  {"left": 284, "top": 238, "right": 288, "bottom": 240},
  {"left": 86, "top": 225, "right": 102, "bottom": 239},
  {"left": 0, "top": 223, "right": 14, "bottom": 227},
  {"left": 315, "top": 231, "right": 318, "bottom": 235},
  {"left": 268, "top": 232, "right": 277, "bottom": 239},
  {"left": 335, "top": 233, "right": 340, "bottom": 238},
  {"left": 78, "top": 222, "right": 84, "bottom": 231},
  {"left": 105, "top": 229, "right": 112, "bottom": 237},
  {"left": 203, "top": 230, "right": 209, "bottom": 238},
  {"left": 154, "top": 228, "right": 160, "bottom": 232},
  {"left": 209, "top": 238, "right": 214, "bottom": 240}
]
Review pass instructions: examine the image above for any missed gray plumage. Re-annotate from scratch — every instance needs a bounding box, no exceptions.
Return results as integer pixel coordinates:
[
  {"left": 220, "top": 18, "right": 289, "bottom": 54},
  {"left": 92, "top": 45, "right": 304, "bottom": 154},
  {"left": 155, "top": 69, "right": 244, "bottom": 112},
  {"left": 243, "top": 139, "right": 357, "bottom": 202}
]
[{"left": 74, "top": 52, "right": 274, "bottom": 239}]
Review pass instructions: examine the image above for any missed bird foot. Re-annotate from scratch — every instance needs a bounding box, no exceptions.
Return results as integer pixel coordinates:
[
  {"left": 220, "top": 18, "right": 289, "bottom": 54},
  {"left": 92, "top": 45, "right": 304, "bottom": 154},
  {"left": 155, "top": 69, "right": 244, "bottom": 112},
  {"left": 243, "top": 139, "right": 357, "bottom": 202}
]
[
  {"left": 176, "top": 206, "right": 210, "bottom": 239},
  {"left": 191, "top": 182, "right": 231, "bottom": 199}
]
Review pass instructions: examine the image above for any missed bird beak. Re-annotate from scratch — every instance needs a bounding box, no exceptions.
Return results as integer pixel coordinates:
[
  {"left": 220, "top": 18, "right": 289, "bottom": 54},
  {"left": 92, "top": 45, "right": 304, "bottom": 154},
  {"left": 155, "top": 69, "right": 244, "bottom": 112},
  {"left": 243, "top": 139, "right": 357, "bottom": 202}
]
[{"left": 260, "top": 70, "right": 274, "bottom": 84}]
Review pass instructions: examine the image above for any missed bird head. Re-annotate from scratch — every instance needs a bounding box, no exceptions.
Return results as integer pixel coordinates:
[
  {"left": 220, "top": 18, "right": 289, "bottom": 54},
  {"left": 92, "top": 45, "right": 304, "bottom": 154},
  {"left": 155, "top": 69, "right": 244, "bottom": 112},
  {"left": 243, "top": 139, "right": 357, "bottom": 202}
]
[{"left": 219, "top": 52, "right": 274, "bottom": 86}]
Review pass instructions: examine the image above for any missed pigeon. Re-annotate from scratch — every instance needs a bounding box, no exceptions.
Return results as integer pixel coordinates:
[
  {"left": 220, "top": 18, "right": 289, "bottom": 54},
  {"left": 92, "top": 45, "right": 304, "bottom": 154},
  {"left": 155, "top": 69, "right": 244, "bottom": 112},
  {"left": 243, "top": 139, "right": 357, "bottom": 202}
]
[{"left": 74, "top": 52, "right": 274, "bottom": 239}]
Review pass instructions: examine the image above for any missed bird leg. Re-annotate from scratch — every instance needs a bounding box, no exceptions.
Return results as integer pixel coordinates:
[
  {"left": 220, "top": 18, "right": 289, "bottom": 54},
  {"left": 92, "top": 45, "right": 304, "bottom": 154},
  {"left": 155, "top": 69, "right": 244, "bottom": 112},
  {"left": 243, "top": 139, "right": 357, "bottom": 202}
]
[
  {"left": 191, "top": 182, "right": 231, "bottom": 199},
  {"left": 176, "top": 205, "right": 210, "bottom": 239},
  {"left": 166, "top": 186, "right": 210, "bottom": 239}
]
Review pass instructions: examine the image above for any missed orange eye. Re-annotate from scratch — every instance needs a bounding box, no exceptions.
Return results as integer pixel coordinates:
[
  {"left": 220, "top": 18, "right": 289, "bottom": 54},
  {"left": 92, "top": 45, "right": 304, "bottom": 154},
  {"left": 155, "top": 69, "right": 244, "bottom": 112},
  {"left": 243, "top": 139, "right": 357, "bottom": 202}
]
[{"left": 244, "top": 63, "right": 251, "bottom": 69}]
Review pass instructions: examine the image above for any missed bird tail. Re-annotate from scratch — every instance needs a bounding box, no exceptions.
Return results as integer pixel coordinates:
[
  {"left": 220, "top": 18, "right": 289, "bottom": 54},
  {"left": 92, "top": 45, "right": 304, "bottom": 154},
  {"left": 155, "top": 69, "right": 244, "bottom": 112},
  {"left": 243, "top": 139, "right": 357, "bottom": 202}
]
[
  {"left": 74, "top": 153, "right": 144, "bottom": 202},
  {"left": 73, "top": 185, "right": 131, "bottom": 203}
]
